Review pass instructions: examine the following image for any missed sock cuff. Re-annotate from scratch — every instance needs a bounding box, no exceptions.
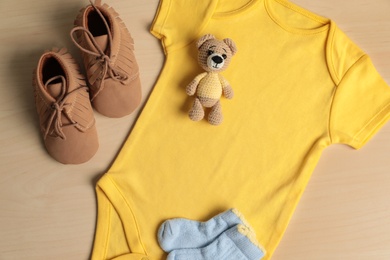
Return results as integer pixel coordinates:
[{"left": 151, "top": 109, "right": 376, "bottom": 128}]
[
  {"left": 231, "top": 208, "right": 253, "bottom": 229},
  {"left": 237, "top": 224, "right": 267, "bottom": 256},
  {"left": 226, "top": 224, "right": 266, "bottom": 259}
]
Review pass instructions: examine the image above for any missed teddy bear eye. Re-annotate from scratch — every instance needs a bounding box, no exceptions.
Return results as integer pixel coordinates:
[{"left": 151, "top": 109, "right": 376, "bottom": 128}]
[
  {"left": 222, "top": 54, "right": 227, "bottom": 59},
  {"left": 207, "top": 50, "right": 214, "bottom": 56}
]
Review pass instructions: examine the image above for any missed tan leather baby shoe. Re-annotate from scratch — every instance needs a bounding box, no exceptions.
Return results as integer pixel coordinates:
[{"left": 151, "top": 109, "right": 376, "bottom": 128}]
[
  {"left": 71, "top": 0, "right": 142, "bottom": 118},
  {"left": 33, "top": 47, "right": 99, "bottom": 164}
]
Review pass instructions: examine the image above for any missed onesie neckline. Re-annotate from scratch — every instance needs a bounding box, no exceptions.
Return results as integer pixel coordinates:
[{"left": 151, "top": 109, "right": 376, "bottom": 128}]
[
  {"left": 213, "top": 0, "right": 260, "bottom": 18},
  {"left": 264, "top": 0, "right": 331, "bottom": 35},
  {"left": 211, "top": 0, "right": 330, "bottom": 34}
]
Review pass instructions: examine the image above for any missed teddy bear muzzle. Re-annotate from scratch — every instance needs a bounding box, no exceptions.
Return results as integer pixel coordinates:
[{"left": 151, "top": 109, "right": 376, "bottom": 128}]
[{"left": 207, "top": 53, "right": 225, "bottom": 70}]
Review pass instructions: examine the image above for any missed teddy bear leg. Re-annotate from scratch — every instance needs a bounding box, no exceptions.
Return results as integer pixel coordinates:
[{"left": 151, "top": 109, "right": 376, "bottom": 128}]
[
  {"left": 208, "top": 100, "right": 223, "bottom": 125},
  {"left": 189, "top": 97, "right": 205, "bottom": 121}
]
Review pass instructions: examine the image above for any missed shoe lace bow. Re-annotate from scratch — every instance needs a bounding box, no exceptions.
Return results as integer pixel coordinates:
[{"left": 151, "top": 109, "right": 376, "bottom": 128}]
[
  {"left": 70, "top": 0, "right": 129, "bottom": 101},
  {"left": 44, "top": 75, "right": 86, "bottom": 140}
]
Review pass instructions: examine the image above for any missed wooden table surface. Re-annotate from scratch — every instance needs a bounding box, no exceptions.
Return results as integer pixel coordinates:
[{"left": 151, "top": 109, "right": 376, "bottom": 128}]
[{"left": 1, "top": 0, "right": 389, "bottom": 259}]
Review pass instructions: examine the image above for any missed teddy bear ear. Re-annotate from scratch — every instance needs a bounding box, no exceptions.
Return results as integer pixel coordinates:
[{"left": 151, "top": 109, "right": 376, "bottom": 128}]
[
  {"left": 197, "top": 34, "right": 216, "bottom": 49},
  {"left": 223, "top": 38, "right": 237, "bottom": 55}
]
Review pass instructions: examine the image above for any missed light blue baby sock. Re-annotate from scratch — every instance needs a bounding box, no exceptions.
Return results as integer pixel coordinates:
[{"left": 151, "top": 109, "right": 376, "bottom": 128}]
[
  {"left": 166, "top": 224, "right": 265, "bottom": 260},
  {"left": 158, "top": 208, "right": 249, "bottom": 252}
]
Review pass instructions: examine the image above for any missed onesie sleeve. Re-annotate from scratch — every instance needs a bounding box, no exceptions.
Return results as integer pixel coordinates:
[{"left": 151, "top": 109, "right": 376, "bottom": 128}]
[
  {"left": 329, "top": 54, "right": 390, "bottom": 149},
  {"left": 150, "top": 0, "right": 218, "bottom": 52}
]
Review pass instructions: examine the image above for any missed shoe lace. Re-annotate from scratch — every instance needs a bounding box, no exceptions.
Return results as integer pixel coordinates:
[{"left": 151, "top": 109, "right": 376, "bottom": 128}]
[
  {"left": 70, "top": 0, "right": 129, "bottom": 101},
  {"left": 44, "top": 75, "right": 86, "bottom": 140}
]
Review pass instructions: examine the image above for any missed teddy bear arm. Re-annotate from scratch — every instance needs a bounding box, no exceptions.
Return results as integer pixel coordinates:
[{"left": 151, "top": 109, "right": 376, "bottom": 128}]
[
  {"left": 186, "top": 72, "right": 207, "bottom": 96},
  {"left": 219, "top": 75, "right": 234, "bottom": 99},
  {"left": 223, "top": 85, "right": 234, "bottom": 99}
]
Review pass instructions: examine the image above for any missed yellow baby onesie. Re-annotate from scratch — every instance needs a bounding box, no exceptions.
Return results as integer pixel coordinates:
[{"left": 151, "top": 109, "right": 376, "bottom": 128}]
[{"left": 91, "top": 0, "right": 390, "bottom": 259}]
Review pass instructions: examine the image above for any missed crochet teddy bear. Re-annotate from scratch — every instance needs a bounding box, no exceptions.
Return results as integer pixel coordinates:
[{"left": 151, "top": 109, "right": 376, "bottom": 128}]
[{"left": 186, "top": 34, "right": 237, "bottom": 125}]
